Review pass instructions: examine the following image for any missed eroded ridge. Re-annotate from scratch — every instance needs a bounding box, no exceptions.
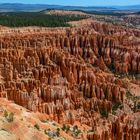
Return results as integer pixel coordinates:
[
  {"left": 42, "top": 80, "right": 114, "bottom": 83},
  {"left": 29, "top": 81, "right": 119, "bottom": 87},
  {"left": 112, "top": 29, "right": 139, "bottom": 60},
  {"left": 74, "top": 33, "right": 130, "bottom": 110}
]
[{"left": 0, "top": 22, "right": 140, "bottom": 140}]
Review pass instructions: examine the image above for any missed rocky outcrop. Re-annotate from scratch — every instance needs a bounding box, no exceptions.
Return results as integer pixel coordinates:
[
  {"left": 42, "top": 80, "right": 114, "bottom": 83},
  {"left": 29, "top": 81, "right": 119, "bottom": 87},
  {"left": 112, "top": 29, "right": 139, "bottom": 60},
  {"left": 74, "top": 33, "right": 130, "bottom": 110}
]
[{"left": 0, "top": 23, "right": 139, "bottom": 139}]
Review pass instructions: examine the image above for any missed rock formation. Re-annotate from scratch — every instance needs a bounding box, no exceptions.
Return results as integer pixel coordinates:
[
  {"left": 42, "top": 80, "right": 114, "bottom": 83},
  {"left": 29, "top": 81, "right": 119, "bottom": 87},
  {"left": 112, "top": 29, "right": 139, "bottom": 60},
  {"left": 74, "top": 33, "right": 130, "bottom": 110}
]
[{"left": 0, "top": 20, "right": 139, "bottom": 140}]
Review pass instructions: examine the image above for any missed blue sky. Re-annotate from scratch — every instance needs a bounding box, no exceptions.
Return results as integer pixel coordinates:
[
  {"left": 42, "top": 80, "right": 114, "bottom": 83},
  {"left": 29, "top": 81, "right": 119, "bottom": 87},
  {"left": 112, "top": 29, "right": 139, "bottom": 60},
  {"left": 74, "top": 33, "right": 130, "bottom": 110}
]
[{"left": 0, "top": 0, "right": 140, "bottom": 6}]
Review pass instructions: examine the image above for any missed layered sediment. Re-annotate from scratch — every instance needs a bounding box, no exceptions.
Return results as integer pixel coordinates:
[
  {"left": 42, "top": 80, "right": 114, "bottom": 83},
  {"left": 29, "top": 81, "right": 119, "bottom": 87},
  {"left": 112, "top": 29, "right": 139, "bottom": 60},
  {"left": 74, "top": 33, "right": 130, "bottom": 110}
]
[{"left": 0, "top": 21, "right": 139, "bottom": 139}]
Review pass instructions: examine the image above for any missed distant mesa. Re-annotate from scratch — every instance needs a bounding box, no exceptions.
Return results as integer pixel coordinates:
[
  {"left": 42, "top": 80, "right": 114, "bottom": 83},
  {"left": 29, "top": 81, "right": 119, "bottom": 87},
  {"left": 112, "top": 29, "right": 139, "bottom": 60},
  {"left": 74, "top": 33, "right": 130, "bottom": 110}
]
[{"left": 0, "top": 3, "right": 140, "bottom": 12}]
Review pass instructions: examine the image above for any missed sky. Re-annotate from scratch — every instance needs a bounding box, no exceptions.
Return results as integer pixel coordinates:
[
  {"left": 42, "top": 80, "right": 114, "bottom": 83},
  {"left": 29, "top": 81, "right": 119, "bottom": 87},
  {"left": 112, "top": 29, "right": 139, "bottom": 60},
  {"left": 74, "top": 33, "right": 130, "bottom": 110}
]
[{"left": 0, "top": 0, "right": 140, "bottom": 6}]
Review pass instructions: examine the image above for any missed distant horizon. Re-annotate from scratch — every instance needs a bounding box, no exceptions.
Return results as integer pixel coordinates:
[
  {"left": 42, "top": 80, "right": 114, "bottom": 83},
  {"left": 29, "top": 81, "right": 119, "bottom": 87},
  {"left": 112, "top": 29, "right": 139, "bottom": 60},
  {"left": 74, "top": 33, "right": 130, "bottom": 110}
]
[
  {"left": 0, "top": 0, "right": 140, "bottom": 7},
  {"left": 0, "top": 2, "right": 140, "bottom": 7}
]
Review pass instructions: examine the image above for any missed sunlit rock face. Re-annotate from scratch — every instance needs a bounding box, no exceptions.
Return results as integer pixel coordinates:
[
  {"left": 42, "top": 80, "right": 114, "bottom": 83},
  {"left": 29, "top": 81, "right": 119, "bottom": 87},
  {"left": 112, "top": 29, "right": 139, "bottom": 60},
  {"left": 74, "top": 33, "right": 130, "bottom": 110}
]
[{"left": 0, "top": 22, "right": 139, "bottom": 140}]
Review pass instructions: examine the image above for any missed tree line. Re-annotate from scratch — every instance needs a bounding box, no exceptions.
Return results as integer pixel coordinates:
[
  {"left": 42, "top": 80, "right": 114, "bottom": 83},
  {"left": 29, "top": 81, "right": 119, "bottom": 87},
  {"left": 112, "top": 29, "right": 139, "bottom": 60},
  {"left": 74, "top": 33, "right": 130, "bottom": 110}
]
[{"left": 0, "top": 12, "right": 85, "bottom": 27}]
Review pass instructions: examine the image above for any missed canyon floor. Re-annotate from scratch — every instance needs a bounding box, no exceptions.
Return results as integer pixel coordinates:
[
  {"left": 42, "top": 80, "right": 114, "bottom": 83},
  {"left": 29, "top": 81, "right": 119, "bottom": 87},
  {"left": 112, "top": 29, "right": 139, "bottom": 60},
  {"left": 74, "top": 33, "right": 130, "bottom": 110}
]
[{"left": 0, "top": 10, "right": 140, "bottom": 140}]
